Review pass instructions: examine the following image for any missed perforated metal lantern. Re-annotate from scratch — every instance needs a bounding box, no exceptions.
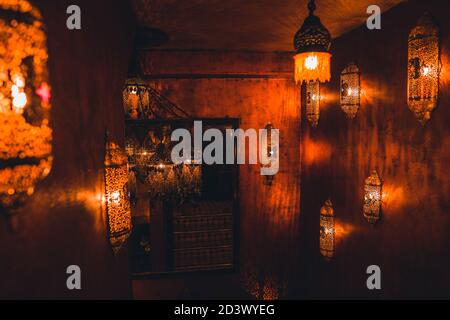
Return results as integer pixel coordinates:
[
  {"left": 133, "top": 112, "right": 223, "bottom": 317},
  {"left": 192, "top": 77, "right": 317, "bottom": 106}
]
[
  {"left": 320, "top": 199, "right": 335, "bottom": 260},
  {"left": 0, "top": 0, "right": 53, "bottom": 211},
  {"left": 407, "top": 12, "right": 440, "bottom": 124},
  {"left": 105, "top": 135, "right": 132, "bottom": 254},
  {"left": 363, "top": 170, "right": 382, "bottom": 224},
  {"left": 122, "top": 77, "right": 151, "bottom": 119},
  {"left": 305, "top": 81, "right": 320, "bottom": 127},
  {"left": 340, "top": 62, "right": 360, "bottom": 119},
  {"left": 293, "top": 0, "right": 332, "bottom": 85},
  {"left": 262, "top": 123, "right": 277, "bottom": 186}
]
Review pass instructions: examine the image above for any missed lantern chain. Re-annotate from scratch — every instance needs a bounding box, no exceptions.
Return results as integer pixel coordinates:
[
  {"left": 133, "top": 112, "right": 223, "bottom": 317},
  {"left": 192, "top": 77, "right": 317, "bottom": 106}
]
[{"left": 308, "top": 0, "right": 316, "bottom": 15}]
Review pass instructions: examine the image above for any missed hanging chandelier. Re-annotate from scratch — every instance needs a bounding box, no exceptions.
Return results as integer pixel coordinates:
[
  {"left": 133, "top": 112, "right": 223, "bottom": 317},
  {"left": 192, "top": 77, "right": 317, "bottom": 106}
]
[
  {"left": 126, "top": 125, "right": 201, "bottom": 204},
  {"left": 293, "top": 0, "right": 332, "bottom": 85}
]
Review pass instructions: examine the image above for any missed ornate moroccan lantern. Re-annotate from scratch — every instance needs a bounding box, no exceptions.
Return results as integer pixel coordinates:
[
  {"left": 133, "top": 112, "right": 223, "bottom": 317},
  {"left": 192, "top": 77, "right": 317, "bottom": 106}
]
[
  {"left": 363, "top": 170, "right": 382, "bottom": 224},
  {"left": 262, "top": 123, "right": 277, "bottom": 186},
  {"left": 122, "top": 27, "right": 174, "bottom": 120},
  {"left": 407, "top": 12, "right": 440, "bottom": 124},
  {"left": 122, "top": 77, "right": 151, "bottom": 119},
  {"left": 340, "top": 62, "right": 360, "bottom": 119},
  {"left": 320, "top": 199, "right": 335, "bottom": 260},
  {"left": 305, "top": 81, "right": 320, "bottom": 127},
  {"left": 293, "top": 0, "right": 332, "bottom": 85},
  {"left": 127, "top": 125, "right": 201, "bottom": 203},
  {"left": 0, "top": 0, "right": 53, "bottom": 211},
  {"left": 105, "top": 134, "right": 132, "bottom": 254}
]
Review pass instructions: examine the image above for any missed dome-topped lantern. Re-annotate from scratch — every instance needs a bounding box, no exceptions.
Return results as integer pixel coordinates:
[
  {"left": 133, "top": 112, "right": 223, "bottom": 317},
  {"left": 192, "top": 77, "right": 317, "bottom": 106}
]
[{"left": 293, "top": 0, "right": 332, "bottom": 85}]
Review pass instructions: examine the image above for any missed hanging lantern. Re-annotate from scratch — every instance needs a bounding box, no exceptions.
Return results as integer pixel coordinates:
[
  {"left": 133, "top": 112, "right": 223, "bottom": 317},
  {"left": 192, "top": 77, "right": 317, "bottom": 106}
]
[
  {"left": 320, "top": 199, "right": 335, "bottom": 260},
  {"left": 293, "top": 0, "right": 332, "bottom": 85},
  {"left": 128, "top": 125, "right": 201, "bottom": 203},
  {"left": 122, "top": 77, "right": 152, "bottom": 119},
  {"left": 105, "top": 135, "right": 132, "bottom": 254},
  {"left": 305, "top": 81, "right": 320, "bottom": 127},
  {"left": 363, "top": 170, "right": 382, "bottom": 224},
  {"left": 407, "top": 12, "right": 440, "bottom": 124},
  {"left": 0, "top": 1, "right": 53, "bottom": 211},
  {"left": 340, "top": 62, "right": 360, "bottom": 119}
]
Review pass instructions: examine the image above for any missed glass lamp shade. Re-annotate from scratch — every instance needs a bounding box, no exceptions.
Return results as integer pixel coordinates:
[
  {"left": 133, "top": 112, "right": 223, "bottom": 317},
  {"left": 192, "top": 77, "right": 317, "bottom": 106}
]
[{"left": 294, "top": 52, "right": 331, "bottom": 84}]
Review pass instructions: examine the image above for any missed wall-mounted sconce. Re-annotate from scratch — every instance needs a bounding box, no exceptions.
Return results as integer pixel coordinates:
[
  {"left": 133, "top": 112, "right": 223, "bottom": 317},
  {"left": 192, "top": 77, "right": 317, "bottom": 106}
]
[
  {"left": 320, "top": 199, "right": 335, "bottom": 260},
  {"left": 408, "top": 12, "right": 440, "bottom": 124},
  {"left": 305, "top": 81, "right": 320, "bottom": 127},
  {"left": 293, "top": 0, "right": 331, "bottom": 85},
  {"left": 363, "top": 170, "right": 382, "bottom": 224},
  {"left": 262, "top": 123, "right": 277, "bottom": 186},
  {"left": 0, "top": 1, "right": 53, "bottom": 212},
  {"left": 105, "top": 134, "right": 132, "bottom": 254},
  {"left": 340, "top": 62, "right": 360, "bottom": 119}
]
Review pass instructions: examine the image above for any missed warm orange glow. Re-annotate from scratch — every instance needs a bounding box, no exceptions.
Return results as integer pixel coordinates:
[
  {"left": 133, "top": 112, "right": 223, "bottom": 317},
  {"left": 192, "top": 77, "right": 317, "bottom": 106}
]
[
  {"left": 381, "top": 183, "right": 406, "bottom": 213},
  {"left": 294, "top": 52, "right": 331, "bottom": 85},
  {"left": 360, "top": 78, "right": 392, "bottom": 105},
  {"left": 335, "top": 221, "right": 357, "bottom": 240},
  {"left": 439, "top": 52, "right": 450, "bottom": 85},
  {"left": 303, "top": 138, "right": 332, "bottom": 165}
]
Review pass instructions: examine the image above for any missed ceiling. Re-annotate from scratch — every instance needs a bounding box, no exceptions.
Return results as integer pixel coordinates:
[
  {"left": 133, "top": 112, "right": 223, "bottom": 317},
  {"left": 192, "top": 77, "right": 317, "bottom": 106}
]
[{"left": 131, "top": 0, "right": 404, "bottom": 52}]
